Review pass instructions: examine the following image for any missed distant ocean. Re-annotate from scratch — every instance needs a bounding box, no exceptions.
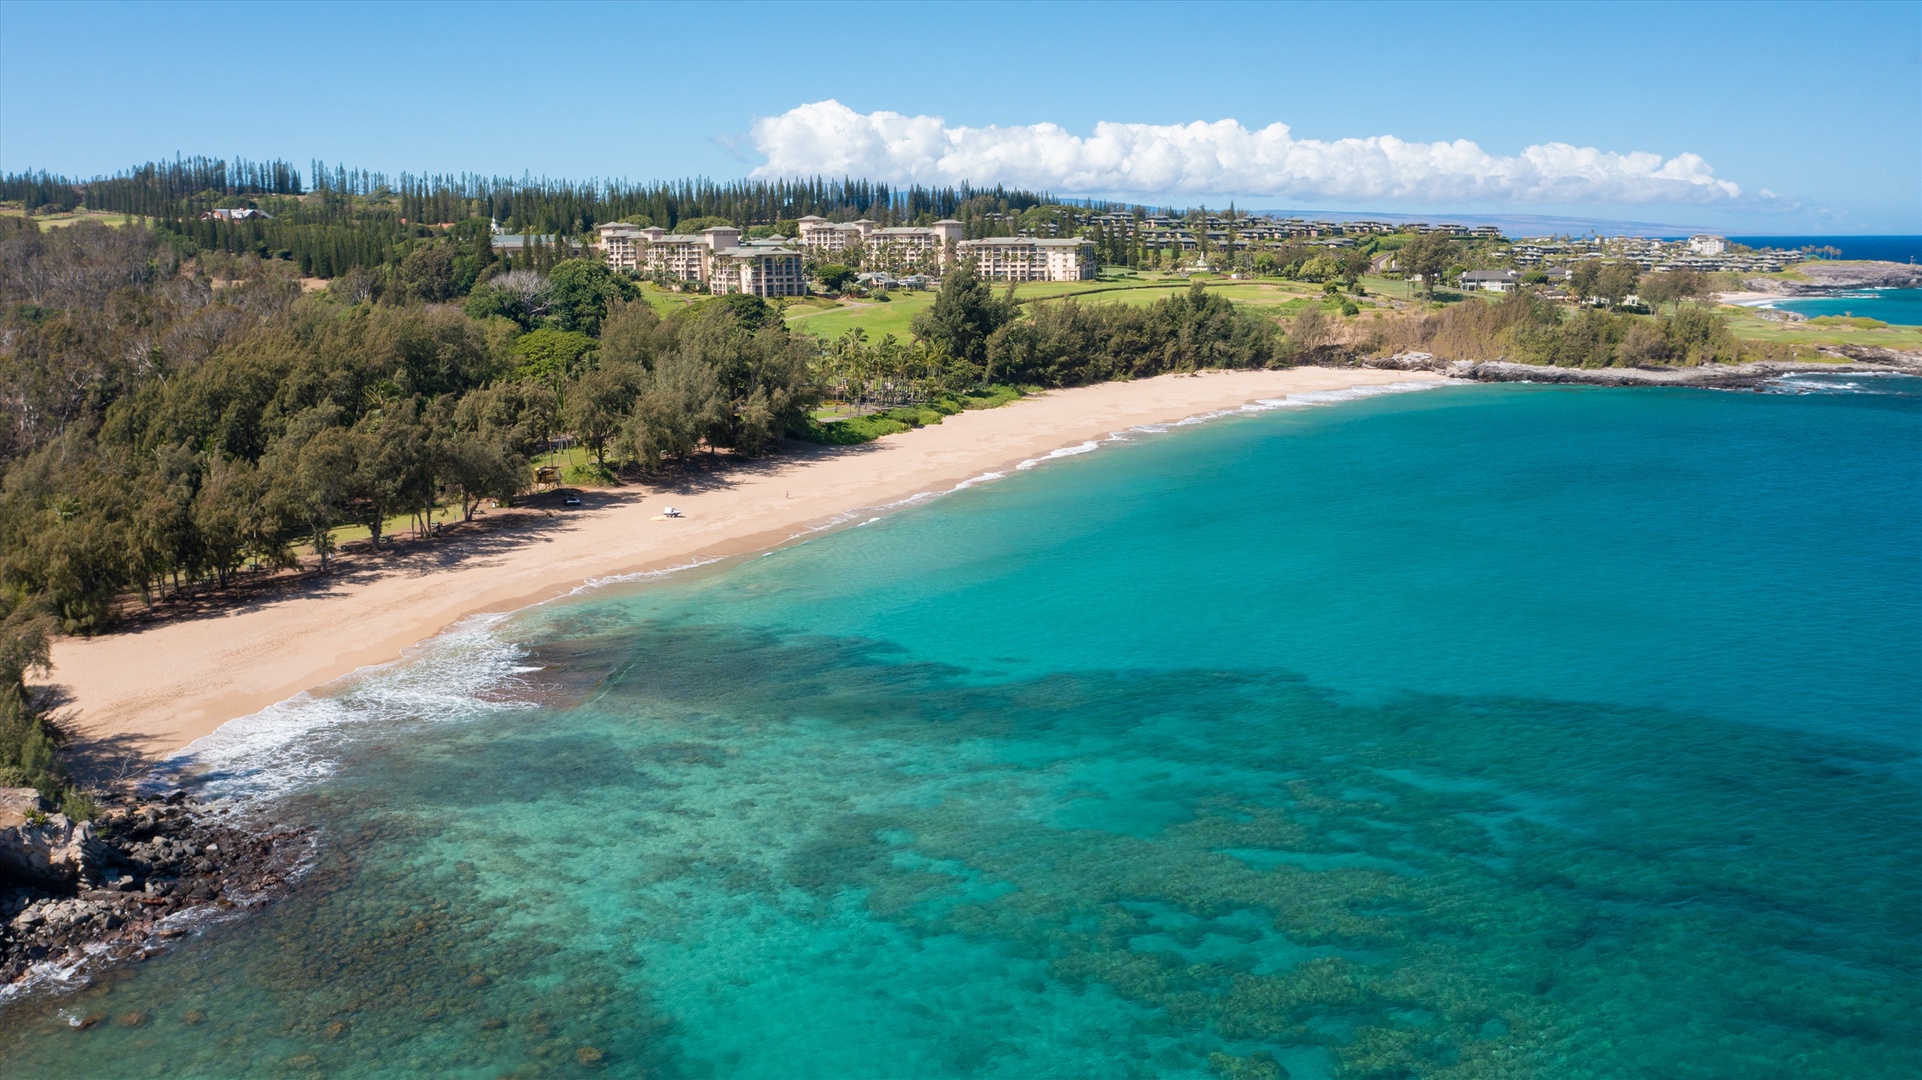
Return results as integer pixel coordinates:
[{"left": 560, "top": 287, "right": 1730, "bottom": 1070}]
[
  {"left": 2, "top": 379, "right": 1918, "bottom": 1078},
  {"left": 1727, "top": 235, "right": 1922, "bottom": 263}
]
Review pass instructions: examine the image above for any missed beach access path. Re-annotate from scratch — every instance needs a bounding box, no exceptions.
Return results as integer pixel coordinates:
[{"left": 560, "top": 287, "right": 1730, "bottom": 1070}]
[{"left": 49, "top": 368, "right": 1445, "bottom": 761}]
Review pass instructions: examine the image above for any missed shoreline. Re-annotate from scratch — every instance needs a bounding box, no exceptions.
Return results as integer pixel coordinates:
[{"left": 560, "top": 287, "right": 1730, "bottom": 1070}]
[
  {"left": 1367, "top": 352, "right": 1921, "bottom": 386},
  {"left": 48, "top": 368, "right": 1448, "bottom": 765}
]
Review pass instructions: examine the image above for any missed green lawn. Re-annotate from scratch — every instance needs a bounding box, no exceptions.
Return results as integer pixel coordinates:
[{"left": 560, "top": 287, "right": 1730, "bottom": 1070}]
[
  {"left": 785, "top": 275, "right": 1382, "bottom": 340},
  {"left": 1358, "top": 274, "right": 1429, "bottom": 302},
  {"left": 531, "top": 445, "right": 621, "bottom": 486},
  {"left": 0, "top": 208, "right": 141, "bottom": 229},
  {"left": 1021, "top": 280, "right": 1354, "bottom": 317},
  {"left": 1718, "top": 304, "right": 1922, "bottom": 350},
  {"left": 635, "top": 284, "right": 710, "bottom": 318},
  {"left": 785, "top": 293, "right": 934, "bottom": 340}
]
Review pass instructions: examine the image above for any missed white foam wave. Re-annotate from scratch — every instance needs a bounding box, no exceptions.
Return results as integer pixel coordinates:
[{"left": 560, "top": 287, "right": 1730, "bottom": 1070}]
[
  {"left": 1150, "top": 378, "right": 1456, "bottom": 430},
  {"left": 1015, "top": 440, "right": 1100, "bottom": 470},
  {"left": 951, "top": 470, "right": 1007, "bottom": 490},
  {"left": 1765, "top": 371, "right": 1919, "bottom": 397},
  {"left": 568, "top": 555, "right": 725, "bottom": 596},
  {"left": 0, "top": 951, "right": 92, "bottom": 1006},
  {"left": 159, "top": 613, "right": 537, "bottom": 808},
  {"left": 803, "top": 381, "right": 1457, "bottom": 527}
]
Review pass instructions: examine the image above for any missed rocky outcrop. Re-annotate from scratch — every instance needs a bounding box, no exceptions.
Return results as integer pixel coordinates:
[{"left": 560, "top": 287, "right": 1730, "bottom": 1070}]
[
  {"left": 1, "top": 791, "right": 311, "bottom": 994},
  {"left": 0, "top": 788, "right": 104, "bottom": 885},
  {"left": 1742, "top": 260, "right": 1922, "bottom": 296},
  {"left": 1365, "top": 351, "right": 1922, "bottom": 388}
]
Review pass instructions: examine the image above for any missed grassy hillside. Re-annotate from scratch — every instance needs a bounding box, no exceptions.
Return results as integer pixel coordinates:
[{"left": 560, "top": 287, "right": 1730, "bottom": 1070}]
[{"left": 0, "top": 205, "right": 140, "bottom": 229}]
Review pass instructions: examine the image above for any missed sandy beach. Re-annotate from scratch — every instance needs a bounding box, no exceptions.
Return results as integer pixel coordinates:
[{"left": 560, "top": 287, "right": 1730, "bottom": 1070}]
[
  {"left": 47, "top": 367, "right": 1445, "bottom": 761},
  {"left": 1714, "top": 291, "right": 1787, "bottom": 307}
]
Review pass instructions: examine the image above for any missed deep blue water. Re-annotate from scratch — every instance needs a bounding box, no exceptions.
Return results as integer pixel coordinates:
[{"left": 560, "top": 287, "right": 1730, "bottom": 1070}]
[
  {"left": 2, "top": 378, "right": 1918, "bottom": 1078},
  {"left": 1726, "top": 235, "right": 1922, "bottom": 263},
  {"left": 1772, "top": 287, "right": 1922, "bottom": 326}
]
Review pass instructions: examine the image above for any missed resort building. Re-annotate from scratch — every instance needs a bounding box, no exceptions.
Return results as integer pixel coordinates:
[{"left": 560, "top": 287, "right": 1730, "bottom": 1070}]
[
  {"left": 1688, "top": 235, "right": 1729, "bottom": 256},
  {"left": 795, "top": 217, "right": 873, "bottom": 255},
  {"left": 642, "top": 227, "right": 736, "bottom": 284},
  {"left": 596, "top": 224, "right": 650, "bottom": 272},
  {"left": 594, "top": 223, "right": 805, "bottom": 296},
  {"left": 956, "top": 236, "right": 1097, "bottom": 281},
  {"left": 795, "top": 216, "right": 964, "bottom": 271},
  {"left": 867, "top": 223, "right": 965, "bottom": 271},
  {"left": 708, "top": 242, "right": 807, "bottom": 298},
  {"left": 492, "top": 232, "right": 581, "bottom": 257}
]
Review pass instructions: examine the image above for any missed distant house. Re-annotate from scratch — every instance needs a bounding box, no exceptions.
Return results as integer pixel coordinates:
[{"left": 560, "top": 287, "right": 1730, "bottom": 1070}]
[
  {"left": 1688, "top": 235, "right": 1728, "bottom": 256},
  {"left": 1459, "top": 269, "right": 1522, "bottom": 293},
  {"left": 200, "top": 207, "right": 273, "bottom": 221},
  {"left": 490, "top": 233, "right": 581, "bottom": 256}
]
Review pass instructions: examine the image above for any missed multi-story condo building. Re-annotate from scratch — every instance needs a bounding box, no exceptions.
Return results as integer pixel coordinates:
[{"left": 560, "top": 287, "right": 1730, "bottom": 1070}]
[
  {"left": 795, "top": 216, "right": 964, "bottom": 270},
  {"left": 709, "top": 242, "right": 807, "bottom": 298},
  {"left": 794, "top": 216, "right": 872, "bottom": 255},
  {"left": 956, "top": 237, "right": 1097, "bottom": 281},
  {"left": 595, "top": 223, "right": 728, "bottom": 280},
  {"left": 642, "top": 227, "right": 735, "bottom": 284},
  {"left": 597, "top": 223, "right": 650, "bottom": 272},
  {"left": 866, "top": 224, "right": 964, "bottom": 271},
  {"left": 592, "top": 224, "right": 807, "bottom": 296}
]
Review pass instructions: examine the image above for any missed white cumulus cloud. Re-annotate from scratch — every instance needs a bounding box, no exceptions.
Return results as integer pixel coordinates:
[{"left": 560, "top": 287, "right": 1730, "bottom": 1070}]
[{"left": 748, "top": 100, "right": 1741, "bottom": 205}]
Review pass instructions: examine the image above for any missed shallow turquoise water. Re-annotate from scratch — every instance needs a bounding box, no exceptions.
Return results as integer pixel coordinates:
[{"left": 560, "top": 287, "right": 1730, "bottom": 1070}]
[
  {"left": 1773, "top": 287, "right": 1922, "bottom": 326},
  {"left": 3, "top": 378, "right": 1918, "bottom": 1078}
]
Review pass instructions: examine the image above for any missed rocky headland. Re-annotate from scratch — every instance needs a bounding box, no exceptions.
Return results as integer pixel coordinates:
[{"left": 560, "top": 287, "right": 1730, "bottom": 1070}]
[
  {"left": 1742, "top": 260, "right": 1922, "bottom": 296},
  {"left": 1, "top": 786, "right": 310, "bottom": 996},
  {"left": 1365, "top": 349, "right": 1922, "bottom": 389}
]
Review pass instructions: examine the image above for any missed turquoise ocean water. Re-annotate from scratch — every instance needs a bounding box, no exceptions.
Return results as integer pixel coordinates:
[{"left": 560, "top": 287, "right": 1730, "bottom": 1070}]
[
  {"left": 2, "top": 377, "right": 1918, "bottom": 1079},
  {"left": 1771, "top": 287, "right": 1922, "bottom": 326}
]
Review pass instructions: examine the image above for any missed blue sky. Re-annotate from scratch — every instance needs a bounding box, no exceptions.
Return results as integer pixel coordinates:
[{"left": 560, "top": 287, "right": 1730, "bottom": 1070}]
[{"left": 1, "top": 0, "right": 1916, "bottom": 232}]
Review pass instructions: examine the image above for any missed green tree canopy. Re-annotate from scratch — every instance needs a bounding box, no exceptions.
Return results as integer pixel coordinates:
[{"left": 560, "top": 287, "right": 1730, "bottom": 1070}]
[
  {"left": 512, "top": 328, "right": 597, "bottom": 388},
  {"left": 911, "top": 261, "right": 1014, "bottom": 371},
  {"left": 670, "top": 216, "right": 734, "bottom": 235},
  {"left": 816, "top": 263, "right": 857, "bottom": 292},
  {"left": 544, "top": 257, "right": 637, "bottom": 336},
  {"left": 1399, "top": 234, "right": 1456, "bottom": 298}
]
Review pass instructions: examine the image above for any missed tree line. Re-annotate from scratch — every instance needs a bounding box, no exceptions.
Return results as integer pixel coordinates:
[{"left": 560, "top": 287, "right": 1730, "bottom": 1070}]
[{"left": 0, "top": 218, "right": 817, "bottom": 634}]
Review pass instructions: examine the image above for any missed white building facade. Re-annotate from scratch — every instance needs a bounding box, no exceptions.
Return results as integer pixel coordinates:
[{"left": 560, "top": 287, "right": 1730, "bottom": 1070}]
[
  {"left": 795, "top": 216, "right": 964, "bottom": 271},
  {"left": 956, "top": 237, "right": 1097, "bottom": 282},
  {"left": 594, "top": 223, "right": 808, "bottom": 297},
  {"left": 709, "top": 244, "right": 807, "bottom": 298}
]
